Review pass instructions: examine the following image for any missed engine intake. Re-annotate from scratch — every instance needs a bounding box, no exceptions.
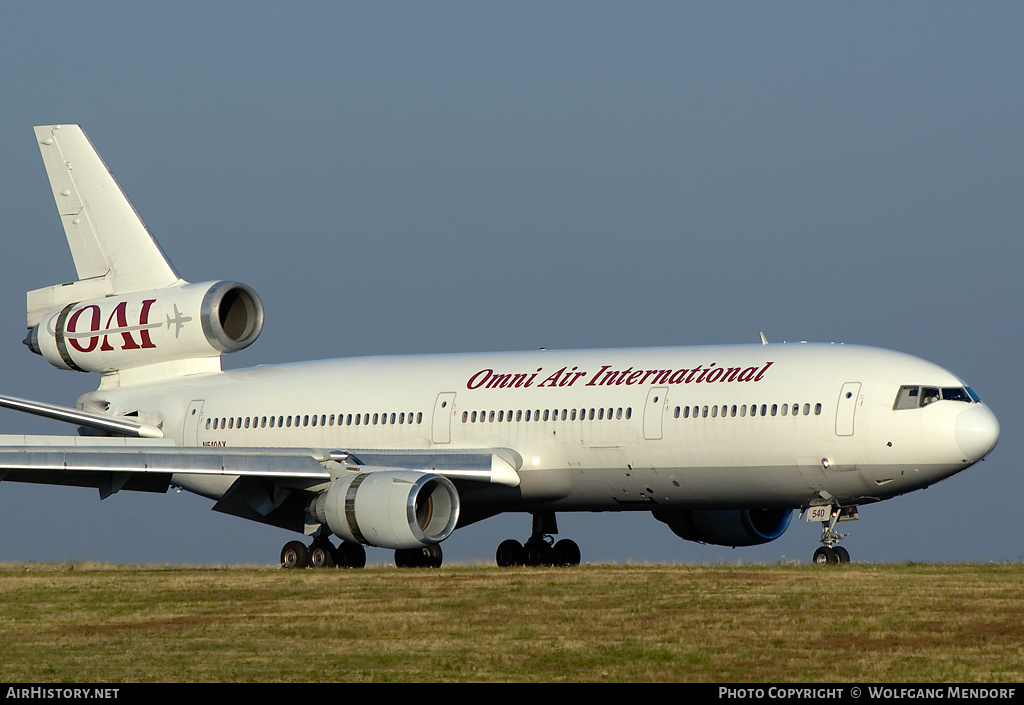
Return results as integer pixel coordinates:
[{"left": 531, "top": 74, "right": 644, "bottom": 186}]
[
  {"left": 653, "top": 508, "right": 793, "bottom": 547},
  {"left": 314, "top": 470, "right": 460, "bottom": 549}
]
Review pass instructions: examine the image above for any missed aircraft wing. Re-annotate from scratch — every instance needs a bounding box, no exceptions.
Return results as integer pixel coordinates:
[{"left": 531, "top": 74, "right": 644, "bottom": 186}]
[
  {"left": 0, "top": 435, "right": 333, "bottom": 499},
  {"left": 0, "top": 435, "right": 522, "bottom": 498},
  {"left": 0, "top": 434, "right": 522, "bottom": 533}
]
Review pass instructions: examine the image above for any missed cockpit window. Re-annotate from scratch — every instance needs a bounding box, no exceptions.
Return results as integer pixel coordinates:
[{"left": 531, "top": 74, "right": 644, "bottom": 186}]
[
  {"left": 941, "top": 387, "right": 972, "bottom": 403},
  {"left": 893, "top": 386, "right": 920, "bottom": 410},
  {"left": 893, "top": 385, "right": 977, "bottom": 410},
  {"left": 921, "top": 387, "right": 941, "bottom": 406}
]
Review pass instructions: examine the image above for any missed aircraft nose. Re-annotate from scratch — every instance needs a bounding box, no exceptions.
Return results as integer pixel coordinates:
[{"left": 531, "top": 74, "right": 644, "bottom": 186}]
[{"left": 955, "top": 404, "right": 1000, "bottom": 463}]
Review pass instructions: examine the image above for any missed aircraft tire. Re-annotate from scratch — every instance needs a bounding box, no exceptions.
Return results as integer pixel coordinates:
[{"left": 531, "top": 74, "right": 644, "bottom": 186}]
[
  {"left": 834, "top": 546, "right": 851, "bottom": 564},
  {"left": 496, "top": 539, "right": 525, "bottom": 567},
  {"left": 395, "top": 545, "right": 443, "bottom": 568},
  {"left": 526, "top": 540, "right": 554, "bottom": 566},
  {"left": 812, "top": 547, "right": 838, "bottom": 565},
  {"left": 333, "top": 541, "right": 366, "bottom": 569},
  {"left": 281, "top": 541, "right": 309, "bottom": 569},
  {"left": 553, "top": 539, "right": 581, "bottom": 566},
  {"left": 309, "top": 543, "right": 334, "bottom": 568}
]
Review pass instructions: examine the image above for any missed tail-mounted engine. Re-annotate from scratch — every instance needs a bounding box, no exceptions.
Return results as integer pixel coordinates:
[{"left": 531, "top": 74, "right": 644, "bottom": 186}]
[
  {"left": 313, "top": 470, "right": 460, "bottom": 549},
  {"left": 653, "top": 508, "right": 793, "bottom": 547},
  {"left": 25, "top": 281, "right": 263, "bottom": 375}
]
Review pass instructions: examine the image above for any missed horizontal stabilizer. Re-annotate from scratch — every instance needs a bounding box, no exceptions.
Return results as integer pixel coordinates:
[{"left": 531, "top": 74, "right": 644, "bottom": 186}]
[{"left": 0, "top": 394, "right": 164, "bottom": 438}]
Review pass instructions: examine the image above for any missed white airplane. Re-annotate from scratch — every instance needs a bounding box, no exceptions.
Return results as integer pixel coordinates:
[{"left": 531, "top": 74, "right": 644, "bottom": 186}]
[{"left": 0, "top": 124, "right": 1000, "bottom": 568}]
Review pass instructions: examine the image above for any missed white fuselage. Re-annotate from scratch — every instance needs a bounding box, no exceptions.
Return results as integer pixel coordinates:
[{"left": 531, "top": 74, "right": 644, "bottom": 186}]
[{"left": 79, "top": 342, "right": 997, "bottom": 516}]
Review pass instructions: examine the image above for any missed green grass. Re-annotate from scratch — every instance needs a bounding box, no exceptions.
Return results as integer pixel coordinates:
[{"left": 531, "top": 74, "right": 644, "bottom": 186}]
[{"left": 1, "top": 562, "right": 1023, "bottom": 682}]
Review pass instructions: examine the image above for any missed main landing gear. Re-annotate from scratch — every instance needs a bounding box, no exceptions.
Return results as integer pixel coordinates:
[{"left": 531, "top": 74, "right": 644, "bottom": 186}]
[
  {"left": 495, "top": 512, "right": 581, "bottom": 567},
  {"left": 280, "top": 537, "right": 366, "bottom": 569},
  {"left": 811, "top": 506, "right": 858, "bottom": 565},
  {"left": 279, "top": 538, "right": 444, "bottom": 568}
]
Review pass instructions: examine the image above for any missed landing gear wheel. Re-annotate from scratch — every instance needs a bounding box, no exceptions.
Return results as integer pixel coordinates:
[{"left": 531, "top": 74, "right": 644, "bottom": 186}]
[
  {"left": 526, "top": 538, "right": 554, "bottom": 566},
  {"left": 812, "top": 546, "right": 838, "bottom": 565},
  {"left": 552, "top": 539, "right": 581, "bottom": 566},
  {"left": 332, "top": 541, "right": 366, "bottom": 569},
  {"left": 281, "top": 541, "right": 309, "bottom": 569},
  {"left": 395, "top": 544, "right": 443, "bottom": 568},
  {"left": 496, "top": 539, "right": 525, "bottom": 567},
  {"left": 309, "top": 542, "right": 335, "bottom": 568},
  {"left": 833, "top": 546, "right": 851, "bottom": 564}
]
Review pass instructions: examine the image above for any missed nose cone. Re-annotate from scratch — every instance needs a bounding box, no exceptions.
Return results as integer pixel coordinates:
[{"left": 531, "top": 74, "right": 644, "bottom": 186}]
[{"left": 956, "top": 405, "right": 1000, "bottom": 462}]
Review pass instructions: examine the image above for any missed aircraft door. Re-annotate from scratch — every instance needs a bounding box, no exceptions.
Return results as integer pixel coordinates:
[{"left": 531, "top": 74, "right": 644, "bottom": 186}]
[
  {"left": 432, "top": 392, "right": 457, "bottom": 444},
  {"left": 183, "top": 400, "right": 204, "bottom": 446},
  {"left": 835, "top": 383, "right": 861, "bottom": 436},
  {"left": 643, "top": 387, "right": 668, "bottom": 440}
]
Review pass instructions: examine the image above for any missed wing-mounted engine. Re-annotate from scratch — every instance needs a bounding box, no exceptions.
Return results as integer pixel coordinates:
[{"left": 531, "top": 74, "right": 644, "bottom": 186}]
[
  {"left": 25, "top": 280, "right": 263, "bottom": 380},
  {"left": 313, "top": 470, "right": 460, "bottom": 549},
  {"left": 653, "top": 508, "right": 793, "bottom": 547}
]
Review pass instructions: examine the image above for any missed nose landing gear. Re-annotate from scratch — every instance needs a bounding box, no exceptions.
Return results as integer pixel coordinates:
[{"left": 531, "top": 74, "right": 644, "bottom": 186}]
[{"left": 810, "top": 506, "right": 858, "bottom": 564}]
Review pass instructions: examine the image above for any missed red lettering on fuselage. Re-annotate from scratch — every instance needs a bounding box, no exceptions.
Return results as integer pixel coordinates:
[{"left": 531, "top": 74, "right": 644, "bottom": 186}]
[{"left": 468, "top": 362, "right": 774, "bottom": 390}]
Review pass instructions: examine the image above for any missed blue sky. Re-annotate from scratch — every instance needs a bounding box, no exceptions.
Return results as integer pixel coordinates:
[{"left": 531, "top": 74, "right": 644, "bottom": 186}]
[{"left": 0, "top": 2, "right": 1021, "bottom": 565}]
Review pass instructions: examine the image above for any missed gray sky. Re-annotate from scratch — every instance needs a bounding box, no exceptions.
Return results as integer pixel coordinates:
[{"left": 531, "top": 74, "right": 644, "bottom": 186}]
[{"left": 0, "top": 2, "right": 1021, "bottom": 566}]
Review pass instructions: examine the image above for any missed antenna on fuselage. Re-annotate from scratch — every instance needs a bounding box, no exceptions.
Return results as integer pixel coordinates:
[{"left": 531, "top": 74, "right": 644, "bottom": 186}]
[{"left": 759, "top": 331, "right": 769, "bottom": 345}]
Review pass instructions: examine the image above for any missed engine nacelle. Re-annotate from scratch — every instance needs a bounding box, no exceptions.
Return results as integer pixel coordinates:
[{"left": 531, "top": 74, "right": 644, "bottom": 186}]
[
  {"left": 653, "top": 508, "right": 793, "bottom": 547},
  {"left": 313, "top": 470, "right": 460, "bottom": 549},
  {"left": 26, "top": 281, "right": 263, "bottom": 374}
]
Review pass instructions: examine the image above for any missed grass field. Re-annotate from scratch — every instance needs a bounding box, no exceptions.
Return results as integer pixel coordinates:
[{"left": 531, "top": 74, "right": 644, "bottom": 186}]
[{"left": 1, "top": 562, "right": 1023, "bottom": 682}]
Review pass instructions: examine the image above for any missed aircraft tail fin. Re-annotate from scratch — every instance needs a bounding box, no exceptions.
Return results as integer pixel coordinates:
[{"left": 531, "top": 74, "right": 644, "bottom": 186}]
[{"left": 28, "top": 125, "right": 183, "bottom": 326}]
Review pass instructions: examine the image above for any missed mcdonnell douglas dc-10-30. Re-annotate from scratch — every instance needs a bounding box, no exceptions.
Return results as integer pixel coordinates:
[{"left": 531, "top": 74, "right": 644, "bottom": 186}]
[{"left": 0, "top": 125, "right": 1000, "bottom": 567}]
